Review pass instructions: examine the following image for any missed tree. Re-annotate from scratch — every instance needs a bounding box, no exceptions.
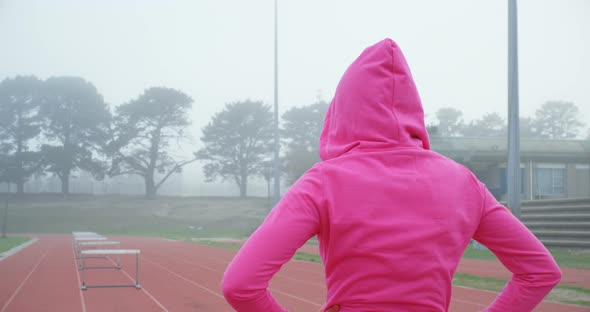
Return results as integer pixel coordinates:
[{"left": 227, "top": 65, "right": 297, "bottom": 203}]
[
  {"left": 283, "top": 147, "right": 319, "bottom": 185},
  {"left": 39, "top": 77, "right": 110, "bottom": 194},
  {"left": 259, "top": 159, "right": 274, "bottom": 204},
  {"left": 462, "top": 112, "right": 506, "bottom": 137},
  {"left": 282, "top": 101, "right": 328, "bottom": 152},
  {"left": 519, "top": 117, "right": 541, "bottom": 139},
  {"left": 532, "top": 101, "right": 585, "bottom": 139},
  {"left": 0, "top": 76, "right": 43, "bottom": 194},
  {"left": 435, "top": 107, "right": 464, "bottom": 137},
  {"left": 426, "top": 124, "right": 439, "bottom": 137},
  {"left": 281, "top": 101, "right": 328, "bottom": 184},
  {"left": 0, "top": 154, "right": 10, "bottom": 191},
  {"left": 198, "top": 100, "right": 273, "bottom": 198},
  {"left": 108, "top": 87, "right": 196, "bottom": 199}
]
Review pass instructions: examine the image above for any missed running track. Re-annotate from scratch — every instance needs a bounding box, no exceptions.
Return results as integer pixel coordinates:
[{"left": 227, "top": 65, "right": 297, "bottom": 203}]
[{"left": 0, "top": 235, "right": 587, "bottom": 312}]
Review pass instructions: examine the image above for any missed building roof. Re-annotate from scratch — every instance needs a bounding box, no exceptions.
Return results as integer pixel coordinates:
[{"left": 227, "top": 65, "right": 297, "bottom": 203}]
[{"left": 430, "top": 137, "right": 590, "bottom": 163}]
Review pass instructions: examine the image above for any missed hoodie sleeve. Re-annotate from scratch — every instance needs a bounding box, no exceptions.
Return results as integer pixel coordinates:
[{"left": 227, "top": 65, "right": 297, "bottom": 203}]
[
  {"left": 473, "top": 184, "right": 562, "bottom": 312},
  {"left": 221, "top": 165, "right": 323, "bottom": 311}
]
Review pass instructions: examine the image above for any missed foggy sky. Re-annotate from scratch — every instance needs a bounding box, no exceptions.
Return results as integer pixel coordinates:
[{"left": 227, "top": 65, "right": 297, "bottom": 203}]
[{"left": 1, "top": 0, "right": 589, "bottom": 195}]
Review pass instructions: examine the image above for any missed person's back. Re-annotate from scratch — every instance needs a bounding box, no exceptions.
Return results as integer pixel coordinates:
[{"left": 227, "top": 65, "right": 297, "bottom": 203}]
[
  {"left": 318, "top": 148, "right": 483, "bottom": 311},
  {"left": 222, "top": 38, "right": 561, "bottom": 312}
]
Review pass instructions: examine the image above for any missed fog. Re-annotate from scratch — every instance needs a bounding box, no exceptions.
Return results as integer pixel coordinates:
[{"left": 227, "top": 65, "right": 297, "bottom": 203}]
[{"left": 1, "top": 0, "right": 589, "bottom": 196}]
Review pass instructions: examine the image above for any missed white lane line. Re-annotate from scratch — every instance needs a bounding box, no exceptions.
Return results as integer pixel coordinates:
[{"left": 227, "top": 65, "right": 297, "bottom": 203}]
[
  {"left": 177, "top": 258, "right": 219, "bottom": 273},
  {"left": 105, "top": 258, "right": 170, "bottom": 312},
  {"left": 273, "top": 272, "right": 325, "bottom": 287},
  {"left": 144, "top": 253, "right": 323, "bottom": 307},
  {"left": 71, "top": 242, "right": 87, "bottom": 312},
  {"left": 170, "top": 255, "right": 325, "bottom": 288},
  {"left": 170, "top": 248, "right": 326, "bottom": 285},
  {"left": 0, "top": 244, "right": 50, "bottom": 312},
  {"left": 189, "top": 245, "right": 324, "bottom": 275},
  {"left": 451, "top": 297, "right": 488, "bottom": 308},
  {"left": 269, "top": 288, "right": 323, "bottom": 307},
  {"left": 142, "top": 257, "right": 225, "bottom": 299}
]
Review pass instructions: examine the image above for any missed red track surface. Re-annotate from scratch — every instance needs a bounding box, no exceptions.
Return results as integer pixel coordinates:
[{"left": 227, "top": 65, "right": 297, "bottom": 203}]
[{"left": 0, "top": 235, "right": 587, "bottom": 312}]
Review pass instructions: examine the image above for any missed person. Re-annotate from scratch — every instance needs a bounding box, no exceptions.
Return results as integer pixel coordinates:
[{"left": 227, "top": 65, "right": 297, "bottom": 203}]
[{"left": 221, "top": 38, "right": 561, "bottom": 311}]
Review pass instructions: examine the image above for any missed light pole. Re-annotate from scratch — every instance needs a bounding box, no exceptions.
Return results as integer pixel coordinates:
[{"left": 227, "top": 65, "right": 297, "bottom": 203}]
[
  {"left": 1, "top": 200, "right": 7, "bottom": 238},
  {"left": 507, "top": 0, "right": 521, "bottom": 219},
  {"left": 272, "top": 0, "right": 281, "bottom": 206}
]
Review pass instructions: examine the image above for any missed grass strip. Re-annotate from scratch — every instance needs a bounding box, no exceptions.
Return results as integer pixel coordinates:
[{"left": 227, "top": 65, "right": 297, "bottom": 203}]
[
  {"left": 200, "top": 240, "right": 242, "bottom": 250},
  {"left": 462, "top": 245, "right": 590, "bottom": 270},
  {"left": 0, "top": 236, "right": 31, "bottom": 253}
]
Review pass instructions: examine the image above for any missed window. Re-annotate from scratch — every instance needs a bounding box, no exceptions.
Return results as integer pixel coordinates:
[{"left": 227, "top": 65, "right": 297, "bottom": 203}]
[
  {"left": 499, "top": 167, "right": 525, "bottom": 195},
  {"left": 535, "top": 163, "right": 566, "bottom": 198},
  {"left": 574, "top": 164, "right": 590, "bottom": 197}
]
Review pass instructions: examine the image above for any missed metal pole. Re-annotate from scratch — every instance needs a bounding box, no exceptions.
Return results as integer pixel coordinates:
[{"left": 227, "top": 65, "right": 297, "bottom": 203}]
[
  {"left": 1, "top": 200, "right": 7, "bottom": 238},
  {"left": 272, "top": 0, "right": 281, "bottom": 206},
  {"left": 507, "top": 0, "right": 521, "bottom": 219},
  {"left": 135, "top": 253, "right": 140, "bottom": 289},
  {"left": 2, "top": 183, "right": 10, "bottom": 238},
  {"left": 81, "top": 255, "right": 87, "bottom": 290}
]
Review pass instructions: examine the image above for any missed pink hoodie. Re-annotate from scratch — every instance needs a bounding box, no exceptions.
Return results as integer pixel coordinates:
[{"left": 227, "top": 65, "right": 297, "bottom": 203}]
[{"left": 222, "top": 38, "right": 561, "bottom": 311}]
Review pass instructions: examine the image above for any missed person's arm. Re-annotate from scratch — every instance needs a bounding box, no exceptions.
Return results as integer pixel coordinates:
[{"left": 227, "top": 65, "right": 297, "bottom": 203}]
[
  {"left": 221, "top": 165, "right": 324, "bottom": 311},
  {"left": 473, "top": 184, "right": 562, "bottom": 312}
]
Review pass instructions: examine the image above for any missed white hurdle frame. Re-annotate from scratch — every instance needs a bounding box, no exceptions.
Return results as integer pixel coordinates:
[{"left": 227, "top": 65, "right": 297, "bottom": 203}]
[
  {"left": 73, "top": 236, "right": 107, "bottom": 259},
  {"left": 77, "top": 241, "right": 122, "bottom": 268},
  {"left": 80, "top": 249, "right": 141, "bottom": 290}
]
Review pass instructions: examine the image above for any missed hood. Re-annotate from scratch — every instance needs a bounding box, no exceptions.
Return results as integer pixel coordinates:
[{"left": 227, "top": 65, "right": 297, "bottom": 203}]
[{"left": 319, "top": 38, "right": 430, "bottom": 161}]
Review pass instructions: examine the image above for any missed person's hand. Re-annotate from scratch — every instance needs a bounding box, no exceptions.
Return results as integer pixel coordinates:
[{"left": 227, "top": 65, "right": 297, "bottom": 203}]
[{"left": 324, "top": 305, "right": 340, "bottom": 312}]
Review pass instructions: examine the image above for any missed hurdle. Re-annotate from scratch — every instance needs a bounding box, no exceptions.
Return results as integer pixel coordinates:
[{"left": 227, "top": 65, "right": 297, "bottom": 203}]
[
  {"left": 77, "top": 241, "right": 121, "bottom": 268},
  {"left": 72, "top": 231, "right": 98, "bottom": 236},
  {"left": 73, "top": 235, "right": 108, "bottom": 259},
  {"left": 73, "top": 234, "right": 105, "bottom": 240},
  {"left": 80, "top": 249, "right": 141, "bottom": 290},
  {"left": 78, "top": 240, "right": 120, "bottom": 248}
]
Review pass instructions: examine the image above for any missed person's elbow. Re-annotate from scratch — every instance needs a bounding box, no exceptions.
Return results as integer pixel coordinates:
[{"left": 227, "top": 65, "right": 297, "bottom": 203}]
[
  {"left": 543, "top": 257, "right": 562, "bottom": 287},
  {"left": 546, "top": 265, "right": 562, "bottom": 287},
  {"left": 524, "top": 261, "right": 562, "bottom": 289},
  {"left": 221, "top": 270, "right": 255, "bottom": 304},
  {"left": 221, "top": 272, "right": 242, "bottom": 302}
]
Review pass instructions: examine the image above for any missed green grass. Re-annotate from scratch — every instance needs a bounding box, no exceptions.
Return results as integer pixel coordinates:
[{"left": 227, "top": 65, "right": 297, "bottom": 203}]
[
  {"left": 461, "top": 245, "right": 499, "bottom": 260},
  {"left": 545, "top": 249, "right": 590, "bottom": 270},
  {"left": 0, "top": 236, "right": 31, "bottom": 253},
  {"left": 200, "top": 240, "right": 241, "bottom": 250},
  {"left": 462, "top": 244, "right": 590, "bottom": 270},
  {"left": 0, "top": 194, "right": 270, "bottom": 239},
  {"left": 293, "top": 252, "right": 322, "bottom": 263},
  {"left": 453, "top": 273, "right": 506, "bottom": 291}
]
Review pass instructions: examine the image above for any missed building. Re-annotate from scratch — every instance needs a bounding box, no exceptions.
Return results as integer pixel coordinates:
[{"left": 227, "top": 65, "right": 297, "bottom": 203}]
[{"left": 431, "top": 137, "right": 590, "bottom": 201}]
